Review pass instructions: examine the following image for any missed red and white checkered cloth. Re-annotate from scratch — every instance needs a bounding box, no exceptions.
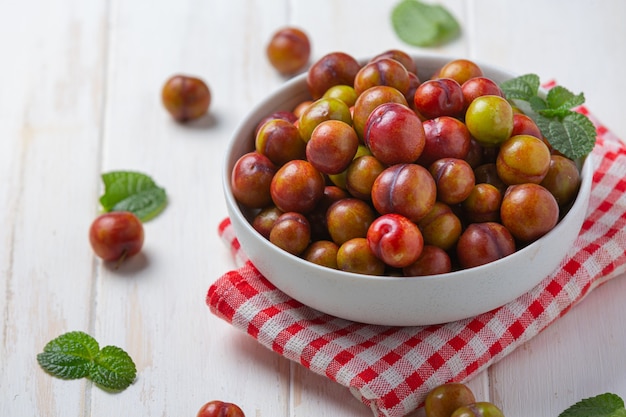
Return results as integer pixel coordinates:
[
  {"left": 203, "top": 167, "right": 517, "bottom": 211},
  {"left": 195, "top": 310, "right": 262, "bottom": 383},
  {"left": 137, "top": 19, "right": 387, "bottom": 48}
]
[{"left": 207, "top": 107, "right": 626, "bottom": 417}]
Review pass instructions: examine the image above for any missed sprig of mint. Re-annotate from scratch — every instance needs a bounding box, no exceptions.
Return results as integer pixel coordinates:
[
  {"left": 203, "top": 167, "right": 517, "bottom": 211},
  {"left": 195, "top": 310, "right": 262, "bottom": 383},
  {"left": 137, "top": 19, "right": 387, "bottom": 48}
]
[
  {"left": 37, "top": 331, "right": 137, "bottom": 392},
  {"left": 559, "top": 393, "right": 626, "bottom": 417},
  {"left": 391, "top": 0, "right": 460, "bottom": 47},
  {"left": 500, "top": 74, "right": 596, "bottom": 160},
  {"left": 99, "top": 171, "right": 167, "bottom": 222}
]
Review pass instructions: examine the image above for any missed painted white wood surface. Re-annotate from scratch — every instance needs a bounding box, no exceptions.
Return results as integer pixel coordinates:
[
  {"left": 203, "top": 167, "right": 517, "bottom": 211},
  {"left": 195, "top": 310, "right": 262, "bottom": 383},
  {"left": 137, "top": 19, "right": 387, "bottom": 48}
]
[{"left": 1, "top": 1, "right": 625, "bottom": 416}]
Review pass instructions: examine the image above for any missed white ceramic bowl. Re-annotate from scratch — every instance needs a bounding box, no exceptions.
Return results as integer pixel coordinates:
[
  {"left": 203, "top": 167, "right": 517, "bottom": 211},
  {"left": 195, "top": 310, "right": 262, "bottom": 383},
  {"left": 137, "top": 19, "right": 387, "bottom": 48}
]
[{"left": 223, "top": 54, "right": 593, "bottom": 326}]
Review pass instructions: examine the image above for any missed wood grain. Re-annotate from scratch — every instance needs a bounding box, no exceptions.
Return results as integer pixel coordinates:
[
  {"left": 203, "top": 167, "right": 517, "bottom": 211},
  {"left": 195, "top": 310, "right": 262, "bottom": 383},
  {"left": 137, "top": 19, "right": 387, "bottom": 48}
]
[{"left": 1, "top": 1, "right": 625, "bottom": 416}]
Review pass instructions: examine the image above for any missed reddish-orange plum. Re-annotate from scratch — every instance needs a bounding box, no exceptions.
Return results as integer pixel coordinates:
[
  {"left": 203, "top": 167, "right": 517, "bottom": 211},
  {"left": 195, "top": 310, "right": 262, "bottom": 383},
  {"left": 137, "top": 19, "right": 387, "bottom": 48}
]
[
  {"left": 231, "top": 152, "right": 277, "bottom": 208},
  {"left": 306, "top": 52, "right": 361, "bottom": 99},
  {"left": 402, "top": 245, "right": 452, "bottom": 276},
  {"left": 456, "top": 222, "right": 516, "bottom": 269},
  {"left": 496, "top": 134, "right": 551, "bottom": 185},
  {"left": 429, "top": 158, "right": 476, "bottom": 205},
  {"left": 413, "top": 78, "right": 464, "bottom": 119},
  {"left": 337, "top": 237, "right": 385, "bottom": 275},
  {"left": 500, "top": 183, "right": 559, "bottom": 242},
  {"left": 437, "top": 58, "right": 483, "bottom": 85},
  {"left": 306, "top": 120, "right": 359, "bottom": 174},
  {"left": 266, "top": 27, "right": 311, "bottom": 75},
  {"left": 367, "top": 213, "right": 424, "bottom": 268},
  {"left": 197, "top": 400, "right": 245, "bottom": 417},
  {"left": 161, "top": 75, "right": 211, "bottom": 122},
  {"left": 461, "top": 77, "right": 504, "bottom": 109},
  {"left": 354, "top": 58, "right": 411, "bottom": 96},
  {"left": 417, "top": 116, "right": 471, "bottom": 167},
  {"left": 371, "top": 163, "right": 437, "bottom": 223},
  {"left": 269, "top": 212, "right": 311, "bottom": 255},
  {"left": 270, "top": 159, "right": 325, "bottom": 213},
  {"left": 89, "top": 212, "right": 144, "bottom": 263},
  {"left": 364, "top": 102, "right": 426, "bottom": 165},
  {"left": 255, "top": 118, "right": 306, "bottom": 166}
]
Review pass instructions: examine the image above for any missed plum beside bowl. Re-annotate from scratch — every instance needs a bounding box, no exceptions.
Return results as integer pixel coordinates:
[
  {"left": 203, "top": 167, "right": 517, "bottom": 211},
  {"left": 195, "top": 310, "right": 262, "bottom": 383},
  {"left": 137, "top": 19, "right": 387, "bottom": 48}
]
[{"left": 222, "top": 54, "right": 593, "bottom": 327}]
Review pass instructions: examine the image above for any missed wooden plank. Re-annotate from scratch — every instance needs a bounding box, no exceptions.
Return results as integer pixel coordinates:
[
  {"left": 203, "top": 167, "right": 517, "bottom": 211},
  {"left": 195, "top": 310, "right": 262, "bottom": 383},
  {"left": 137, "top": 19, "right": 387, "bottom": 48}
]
[
  {"left": 89, "top": 1, "right": 294, "bottom": 416},
  {"left": 0, "top": 1, "right": 108, "bottom": 416}
]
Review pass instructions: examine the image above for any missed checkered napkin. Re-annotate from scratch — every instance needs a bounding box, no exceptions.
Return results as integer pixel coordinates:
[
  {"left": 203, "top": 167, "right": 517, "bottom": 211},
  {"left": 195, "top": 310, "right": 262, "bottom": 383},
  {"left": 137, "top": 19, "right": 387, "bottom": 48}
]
[{"left": 206, "top": 107, "right": 626, "bottom": 417}]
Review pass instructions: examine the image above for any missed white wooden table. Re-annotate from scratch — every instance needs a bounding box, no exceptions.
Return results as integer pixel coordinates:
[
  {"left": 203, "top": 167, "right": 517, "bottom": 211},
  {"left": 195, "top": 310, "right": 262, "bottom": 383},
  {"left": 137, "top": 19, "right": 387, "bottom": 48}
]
[{"left": 2, "top": 1, "right": 626, "bottom": 416}]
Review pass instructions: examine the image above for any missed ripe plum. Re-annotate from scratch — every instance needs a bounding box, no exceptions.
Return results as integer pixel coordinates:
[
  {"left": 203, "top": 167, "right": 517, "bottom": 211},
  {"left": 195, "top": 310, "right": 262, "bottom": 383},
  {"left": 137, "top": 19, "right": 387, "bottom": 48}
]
[
  {"left": 424, "top": 382, "right": 476, "bottom": 417},
  {"left": 364, "top": 102, "right": 426, "bottom": 165},
  {"left": 89, "top": 212, "right": 144, "bottom": 264},
  {"left": 270, "top": 159, "right": 325, "bottom": 213},
  {"left": 197, "top": 400, "right": 245, "bottom": 417},
  {"left": 496, "top": 134, "right": 551, "bottom": 184},
  {"left": 371, "top": 164, "right": 437, "bottom": 223},
  {"left": 402, "top": 245, "right": 452, "bottom": 276},
  {"left": 450, "top": 402, "right": 505, "bottom": 417},
  {"left": 429, "top": 158, "right": 475, "bottom": 205},
  {"left": 413, "top": 78, "right": 464, "bottom": 119},
  {"left": 306, "top": 120, "right": 359, "bottom": 174},
  {"left": 352, "top": 85, "right": 408, "bottom": 139},
  {"left": 456, "top": 222, "right": 516, "bottom": 269},
  {"left": 370, "top": 49, "right": 418, "bottom": 74},
  {"left": 500, "top": 183, "right": 559, "bottom": 242},
  {"left": 418, "top": 202, "right": 462, "bottom": 251},
  {"left": 417, "top": 116, "right": 471, "bottom": 167},
  {"left": 255, "top": 118, "right": 306, "bottom": 166},
  {"left": 540, "top": 155, "right": 582, "bottom": 207},
  {"left": 302, "top": 240, "right": 339, "bottom": 269},
  {"left": 269, "top": 212, "right": 311, "bottom": 255},
  {"left": 345, "top": 155, "right": 386, "bottom": 200},
  {"left": 161, "top": 75, "right": 210, "bottom": 122},
  {"left": 266, "top": 27, "right": 310, "bottom": 75},
  {"left": 336, "top": 237, "right": 385, "bottom": 275},
  {"left": 231, "top": 152, "right": 277, "bottom": 208},
  {"left": 437, "top": 58, "right": 483, "bottom": 85},
  {"left": 298, "top": 97, "right": 352, "bottom": 142},
  {"left": 326, "top": 198, "right": 377, "bottom": 245},
  {"left": 354, "top": 58, "right": 411, "bottom": 96},
  {"left": 306, "top": 51, "right": 361, "bottom": 99},
  {"left": 367, "top": 213, "right": 424, "bottom": 268}
]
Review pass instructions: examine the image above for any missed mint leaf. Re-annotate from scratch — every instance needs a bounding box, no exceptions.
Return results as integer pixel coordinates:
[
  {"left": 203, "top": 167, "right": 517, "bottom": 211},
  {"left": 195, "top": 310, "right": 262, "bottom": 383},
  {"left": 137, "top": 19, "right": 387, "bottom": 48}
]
[
  {"left": 500, "top": 73, "right": 540, "bottom": 101},
  {"left": 37, "top": 331, "right": 99, "bottom": 380},
  {"left": 110, "top": 186, "right": 167, "bottom": 222},
  {"left": 501, "top": 74, "right": 596, "bottom": 160},
  {"left": 535, "top": 111, "right": 596, "bottom": 159},
  {"left": 391, "top": 0, "right": 460, "bottom": 47},
  {"left": 529, "top": 95, "right": 548, "bottom": 113},
  {"left": 89, "top": 346, "right": 137, "bottom": 391},
  {"left": 559, "top": 393, "right": 626, "bottom": 417},
  {"left": 546, "top": 85, "right": 585, "bottom": 110},
  {"left": 99, "top": 171, "right": 167, "bottom": 222},
  {"left": 37, "top": 331, "right": 137, "bottom": 392}
]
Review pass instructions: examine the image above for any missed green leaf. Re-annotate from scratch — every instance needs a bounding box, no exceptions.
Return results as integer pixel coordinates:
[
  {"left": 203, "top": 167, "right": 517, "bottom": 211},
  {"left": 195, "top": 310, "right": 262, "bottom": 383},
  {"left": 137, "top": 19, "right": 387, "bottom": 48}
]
[
  {"left": 559, "top": 393, "right": 626, "bottom": 417},
  {"left": 99, "top": 171, "right": 167, "bottom": 222},
  {"left": 502, "top": 74, "right": 596, "bottom": 160},
  {"left": 546, "top": 85, "right": 585, "bottom": 110},
  {"left": 38, "top": 331, "right": 137, "bottom": 393},
  {"left": 111, "top": 186, "right": 167, "bottom": 222},
  {"left": 89, "top": 346, "right": 137, "bottom": 392},
  {"left": 529, "top": 95, "right": 548, "bottom": 113},
  {"left": 391, "top": 0, "right": 460, "bottom": 47},
  {"left": 36, "top": 331, "right": 99, "bottom": 380},
  {"left": 535, "top": 111, "right": 597, "bottom": 159},
  {"left": 500, "top": 73, "right": 540, "bottom": 101}
]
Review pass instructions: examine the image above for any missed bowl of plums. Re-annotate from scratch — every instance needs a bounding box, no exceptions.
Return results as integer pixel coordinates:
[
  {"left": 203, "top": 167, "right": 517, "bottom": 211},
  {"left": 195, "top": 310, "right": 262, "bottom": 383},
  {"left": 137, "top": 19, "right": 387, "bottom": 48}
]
[{"left": 224, "top": 50, "right": 593, "bottom": 326}]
